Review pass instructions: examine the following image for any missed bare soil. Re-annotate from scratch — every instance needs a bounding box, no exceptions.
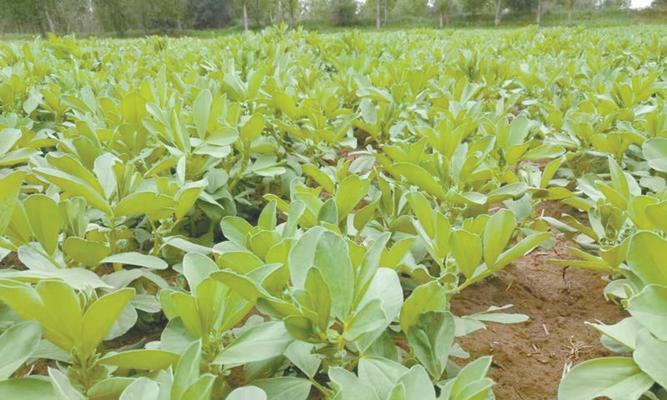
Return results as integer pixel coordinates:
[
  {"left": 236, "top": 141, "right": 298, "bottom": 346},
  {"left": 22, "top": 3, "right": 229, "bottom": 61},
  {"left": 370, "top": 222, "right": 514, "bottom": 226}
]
[{"left": 451, "top": 232, "right": 626, "bottom": 400}]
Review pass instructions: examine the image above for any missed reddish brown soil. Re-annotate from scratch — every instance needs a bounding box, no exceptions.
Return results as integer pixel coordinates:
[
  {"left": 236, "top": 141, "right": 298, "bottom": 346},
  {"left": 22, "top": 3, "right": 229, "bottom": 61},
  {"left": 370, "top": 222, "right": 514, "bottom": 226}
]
[
  {"left": 0, "top": 252, "right": 20, "bottom": 270},
  {"left": 451, "top": 233, "right": 626, "bottom": 400}
]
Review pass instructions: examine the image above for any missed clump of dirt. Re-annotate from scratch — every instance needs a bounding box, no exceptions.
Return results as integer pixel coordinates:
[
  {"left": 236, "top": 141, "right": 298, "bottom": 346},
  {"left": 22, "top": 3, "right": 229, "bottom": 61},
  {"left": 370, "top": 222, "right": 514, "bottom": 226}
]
[
  {"left": 451, "top": 233, "right": 626, "bottom": 400},
  {"left": 0, "top": 252, "right": 21, "bottom": 270}
]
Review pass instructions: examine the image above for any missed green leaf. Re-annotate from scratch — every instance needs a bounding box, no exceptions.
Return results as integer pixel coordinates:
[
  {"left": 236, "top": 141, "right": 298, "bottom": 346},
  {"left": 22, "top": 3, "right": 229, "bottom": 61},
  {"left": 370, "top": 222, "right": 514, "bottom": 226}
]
[
  {"left": 633, "top": 329, "right": 667, "bottom": 389},
  {"left": 335, "top": 175, "right": 369, "bottom": 222},
  {"left": 0, "top": 377, "right": 55, "bottom": 399},
  {"left": 318, "top": 198, "right": 338, "bottom": 225},
  {"left": 353, "top": 268, "right": 403, "bottom": 351},
  {"left": 451, "top": 230, "right": 482, "bottom": 279},
  {"left": 344, "top": 299, "right": 386, "bottom": 341},
  {"left": 439, "top": 356, "right": 493, "bottom": 400},
  {"left": 284, "top": 315, "right": 315, "bottom": 341},
  {"left": 283, "top": 200, "right": 305, "bottom": 238},
  {"left": 483, "top": 210, "right": 516, "bottom": 269},
  {"left": 329, "top": 367, "right": 380, "bottom": 400},
  {"left": 63, "top": 237, "right": 111, "bottom": 267},
  {"left": 0, "top": 128, "right": 21, "bottom": 155},
  {"left": 522, "top": 144, "right": 565, "bottom": 161},
  {"left": 407, "top": 311, "right": 455, "bottom": 379},
  {"left": 508, "top": 116, "right": 531, "bottom": 146},
  {"left": 82, "top": 288, "right": 135, "bottom": 354},
  {"left": 182, "top": 252, "right": 219, "bottom": 294},
  {"left": 98, "top": 349, "right": 180, "bottom": 370},
  {"left": 628, "top": 284, "right": 667, "bottom": 341},
  {"left": 240, "top": 114, "right": 265, "bottom": 143},
  {"left": 302, "top": 164, "right": 334, "bottom": 194},
  {"left": 643, "top": 138, "right": 667, "bottom": 173},
  {"left": 645, "top": 201, "right": 667, "bottom": 232},
  {"left": 253, "top": 377, "right": 311, "bottom": 400},
  {"left": 396, "top": 163, "right": 446, "bottom": 200},
  {"left": 588, "top": 317, "right": 641, "bottom": 352},
  {"left": 121, "top": 92, "right": 147, "bottom": 128},
  {"left": 217, "top": 251, "right": 263, "bottom": 273},
  {"left": 193, "top": 89, "right": 212, "bottom": 139},
  {"left": 314, "top": 231, "right": 354, "bottom": 320},
  {"left": 24, "top": 195, "right": 62, "bottom": 256},
  {"left": 0, "top": 171, "right": 25, "bottom": 235},
  {"left": 181, "top": 374, "right": 216, "bottom": 400},
  {"left": 399, "top": 281, "right": 447, "bottom": 333},
  {"left": 221, "top": 216, "right": 253, "bottom": 247},
  {"left": 395, "top": 365, "right": 436, "bottom": 400},
  {"left": 34, "top": 168, "right": 112, "bottom": 215},
  {"left": 0, "top": 321, "right": 42, "bottom": 379},
  {"left": 258, "top": 201, "right": 277, "bottom": 231},
  {"left": 49, "top": 367, "right": 86, "bottom": 400},
  {"left": 626, "top": 231, "right": 667, "bottom": 287},
  {"left": 35, "top": 280, "right": 82, "bottom": 352},
  {"left": 175, "top": 180, "right": 207, "bottom": 220},
  {"left": 213, "top": 321, "right": 292, "bottom": 365},
  {"left": 172, "top": 340, "right": 203, "bottom": 399},
  {"left": 304, "top": 267, "right": 331, "bottom": 331},
  {"left": 114, "top": 192, "right": 175, "bottom": 219},
  {"left": 101, "top": 252, "right": 167, "bottom": 270},
  {"left": 284, "top": 341, "right": 320, "bottom": 378},
  {"left": 287, "top": 227, "right": 325, "bottom": 289},
  {"left": 226, "top": 386, "right": 267, "bottom": 400},
  {"left": 357, "top": 357, "right": 408, "bottom": 400},
  {"left": 493, "top": 231, "right": 552, "bottom": 270},
  {"left": 87, "top": 377, "right": 135, "bottom": 399},
  {"left": 119, "top": 378, "right": 160, "bottom": 400},
  {"left": 558, "top": 357, "right": 654, "bottom": 400},
  {"left": 407, "top": 192, "right": 434, "bottom": 238}
]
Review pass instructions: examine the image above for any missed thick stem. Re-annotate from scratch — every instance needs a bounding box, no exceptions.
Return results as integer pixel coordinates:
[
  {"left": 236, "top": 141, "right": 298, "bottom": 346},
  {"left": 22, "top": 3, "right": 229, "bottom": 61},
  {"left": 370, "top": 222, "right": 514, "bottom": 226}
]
[{"left": 495, "top": 0, "right": 502, "bottom": 26}]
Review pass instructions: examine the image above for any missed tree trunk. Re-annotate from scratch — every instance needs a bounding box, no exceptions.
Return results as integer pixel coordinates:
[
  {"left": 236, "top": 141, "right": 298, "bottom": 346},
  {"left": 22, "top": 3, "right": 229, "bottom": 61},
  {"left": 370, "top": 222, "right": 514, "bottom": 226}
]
[
  {"left": 567, "top": 6, "right": 573, "bottom": 25},
  {"left": 494, "top": 0, "right": 502, "bottom": 26},
  {"left": 277, "top": 0, "right": 283, "bottom": 23},
  {"left": 445, "top": 13, "right": 450, "bottom": 26},
  {"left": 439, "top": 12, "right": 443, "bottom": 28},
  {"left": 376, "top": 0, "right": 381, "bottom": 28},
  {"left": 384, "top": 0, "right": 388, "bottom": 25},
  {"left": 44, "top": 7, "right": 55, "bottom": 33},
  {"left": 243, "top": 3, "right": 249, "bottom": 32},
  {"left": 536, "top": 0, "right": 542, "bottom": 25}
]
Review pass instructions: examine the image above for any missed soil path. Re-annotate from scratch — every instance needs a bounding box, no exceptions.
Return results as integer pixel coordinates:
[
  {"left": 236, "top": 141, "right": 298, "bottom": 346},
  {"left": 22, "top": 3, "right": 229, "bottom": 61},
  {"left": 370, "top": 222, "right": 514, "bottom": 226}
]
[{"left": 451, "top": 233, "right": 626, "bottom": 400}]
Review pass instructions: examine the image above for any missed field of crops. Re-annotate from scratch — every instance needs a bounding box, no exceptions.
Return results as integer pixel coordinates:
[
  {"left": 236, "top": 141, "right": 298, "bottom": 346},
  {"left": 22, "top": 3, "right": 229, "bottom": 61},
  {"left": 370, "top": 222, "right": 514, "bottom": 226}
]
[{"left": 0, "top": 26, "right": 666, "bottom": 399}]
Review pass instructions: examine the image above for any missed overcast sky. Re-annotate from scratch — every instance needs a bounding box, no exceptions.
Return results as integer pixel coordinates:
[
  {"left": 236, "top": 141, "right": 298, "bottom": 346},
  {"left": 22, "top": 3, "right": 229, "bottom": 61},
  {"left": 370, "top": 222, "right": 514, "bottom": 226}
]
[{"left": 630, "top": 0, "right": 653, "bottom": 8}]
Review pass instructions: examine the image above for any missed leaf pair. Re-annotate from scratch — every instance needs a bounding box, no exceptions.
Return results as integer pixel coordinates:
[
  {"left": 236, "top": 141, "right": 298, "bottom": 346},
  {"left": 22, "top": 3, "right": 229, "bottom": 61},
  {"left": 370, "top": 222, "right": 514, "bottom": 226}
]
[{"left": 0, "top": 279, "right": 134, "bottom": 355}]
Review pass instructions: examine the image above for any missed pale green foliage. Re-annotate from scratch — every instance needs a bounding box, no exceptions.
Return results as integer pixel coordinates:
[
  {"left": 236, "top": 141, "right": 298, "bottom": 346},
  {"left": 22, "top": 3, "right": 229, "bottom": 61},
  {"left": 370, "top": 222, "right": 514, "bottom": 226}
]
[{"left": 0, "top": 26, "right": 664, "bottom": 400}]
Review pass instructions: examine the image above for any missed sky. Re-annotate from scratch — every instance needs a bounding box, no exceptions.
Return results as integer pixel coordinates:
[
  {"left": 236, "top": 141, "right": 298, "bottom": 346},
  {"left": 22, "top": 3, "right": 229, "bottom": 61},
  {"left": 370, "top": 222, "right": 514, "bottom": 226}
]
[{"left": 630, "top": 0, "right": 653, "bottom": 8}]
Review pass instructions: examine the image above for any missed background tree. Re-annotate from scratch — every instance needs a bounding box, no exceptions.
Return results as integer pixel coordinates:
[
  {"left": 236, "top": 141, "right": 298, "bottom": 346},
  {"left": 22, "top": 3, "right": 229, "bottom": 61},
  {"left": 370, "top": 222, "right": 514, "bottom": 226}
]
[
  {"left": 435, "top": 0, "right": 458, "bottom": 27},
  {"left": 600, "top": 0, "right": 630, "bottom": 7},
  {"left": 188, "top": 0, "right": 231, "bottom": 29},
  {"left": 494, "top": 0, "right": 502, "bottom": 25},
  {"left": 93, "top": 0, "right": 133, "bottom": 36},
  {"left": 461, "top": 0, "right": 491, "bottom": 17},
  {"left": 391, "top": 0, "right": 428, "bottom": 19},
  {"left": 278, "top": 0, "right": 300, "bottom": 26},
  {"left": 331, "top": 0, "right": 357, "bottom": 25}
]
